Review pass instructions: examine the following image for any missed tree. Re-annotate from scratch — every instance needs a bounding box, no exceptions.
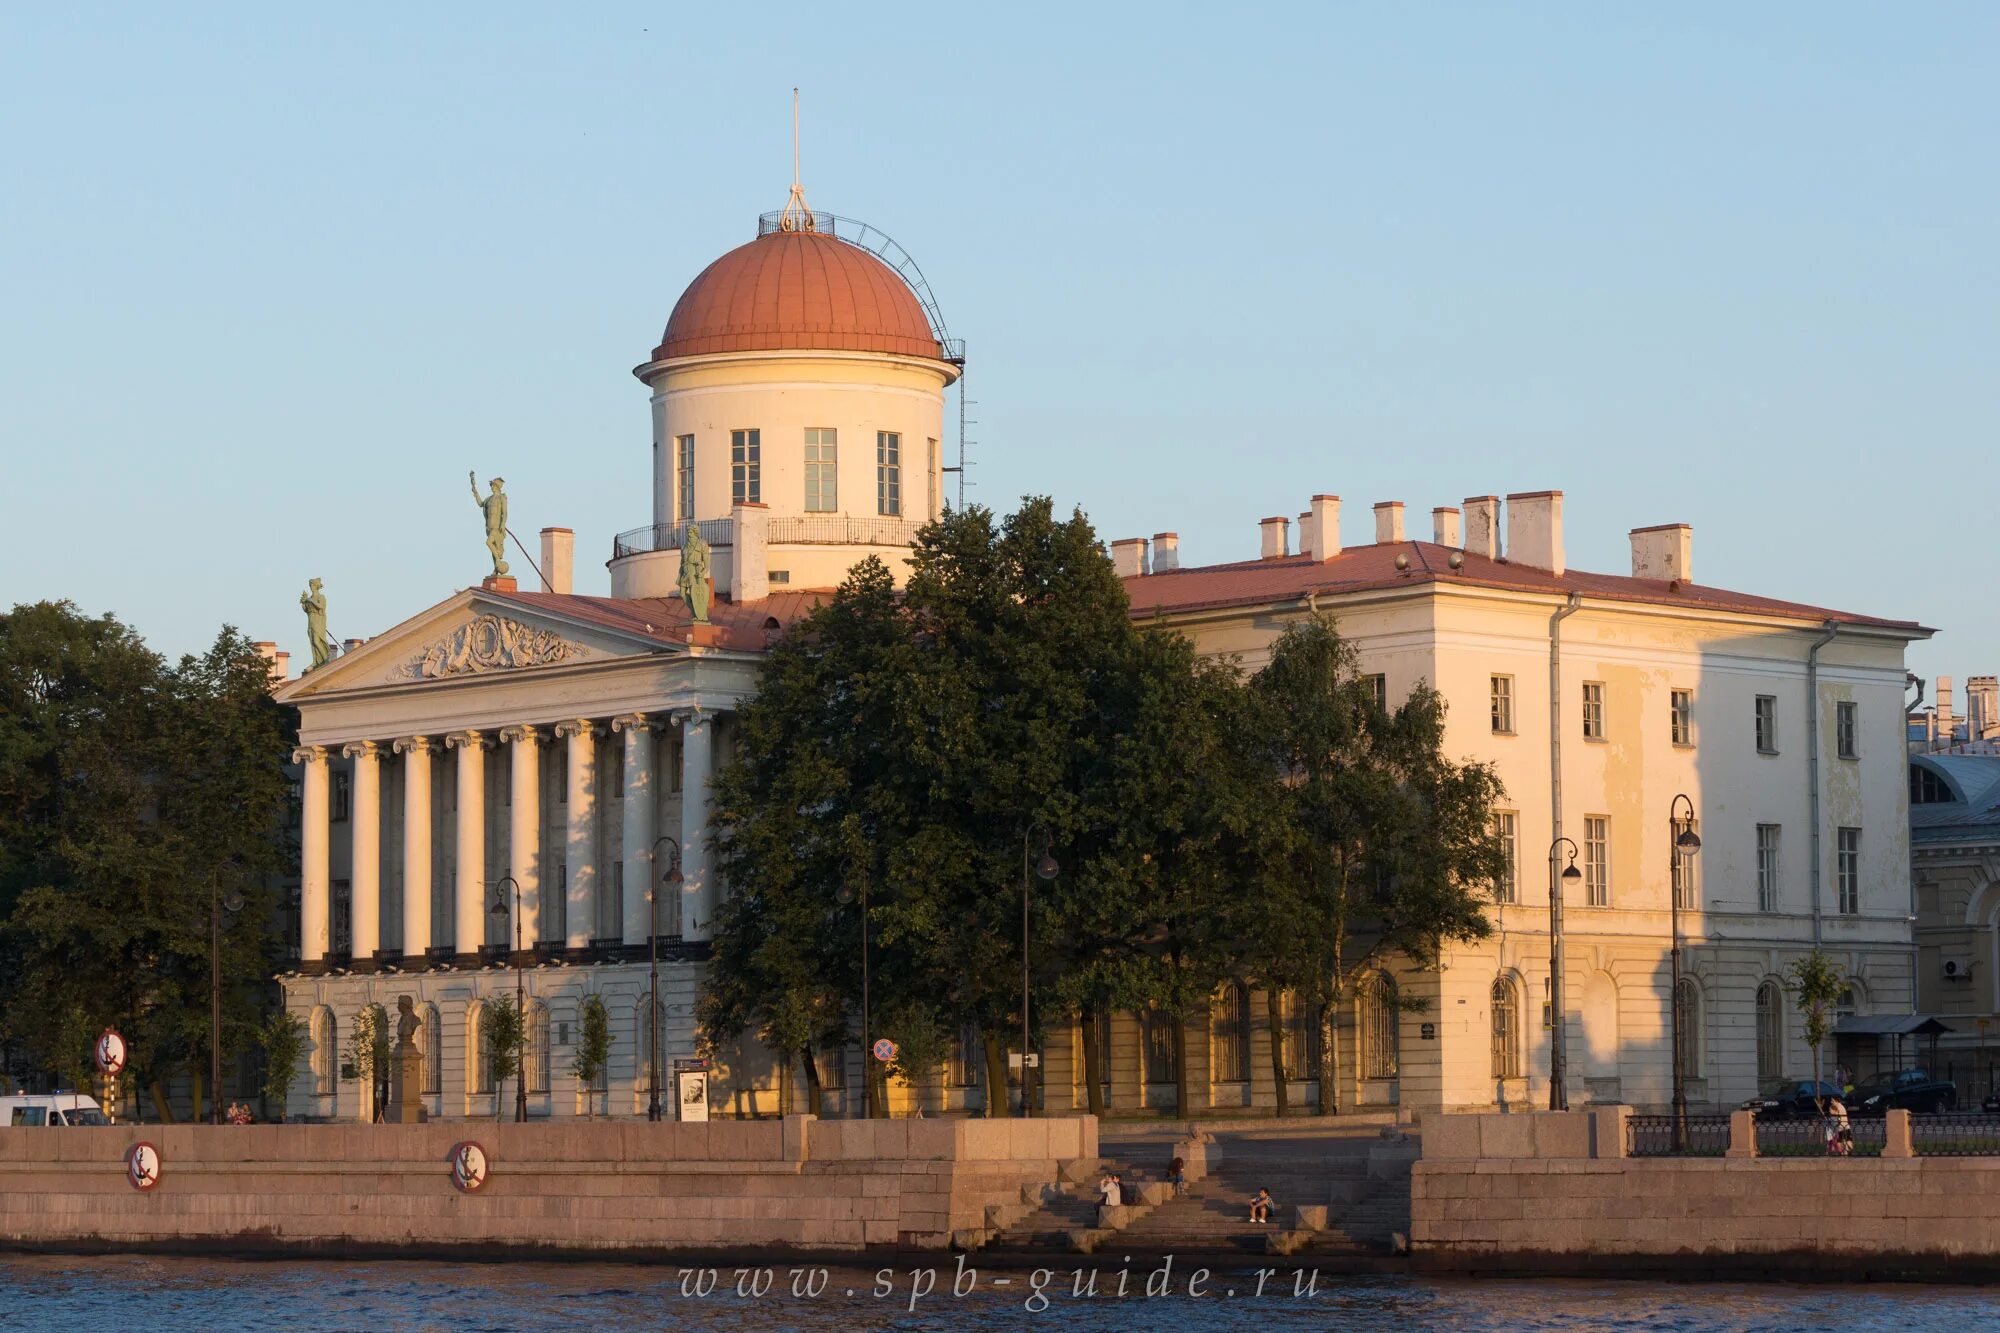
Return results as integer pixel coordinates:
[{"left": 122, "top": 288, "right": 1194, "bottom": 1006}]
[
  {"left": 259, "top": 1010, "right": 307, "bottom": 1121},
  {"left": 1237, "top": 613, "right": 1506, "bottom": 1114},
  {"left": 1788, "top": 949, "right": 1845, "bottom": 1108},
  {"left": 483, "top": 996, "right": 524, "bottom": 1123},
  {"left": 572, "top": 995, "right": 610, "bottom": 1118},
  {"left": 344, "top": 1005, "right": 388, "bottom": 1122}
]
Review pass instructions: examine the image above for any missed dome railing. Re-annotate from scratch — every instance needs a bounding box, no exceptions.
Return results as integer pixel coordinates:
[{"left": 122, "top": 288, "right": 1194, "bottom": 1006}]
[
  {"left": 612, "top": 514, "right": 932, "bottom": 560},
  {"left": 758, "top": 210, "right": 965, "bottom": 364},
  {"left": 613, "top": 518, "right": 735, "bottom": 561}
]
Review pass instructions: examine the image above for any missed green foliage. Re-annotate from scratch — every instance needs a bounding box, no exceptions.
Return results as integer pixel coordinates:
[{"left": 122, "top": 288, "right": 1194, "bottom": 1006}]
[
  {"left": 484, "top": 995, "right": 524, "bottom": 1091},
  {"left": 344, "top": 1005, "right": 389, "bottom": 1120},
  {"left": 572, "top": 995, "right": 611, "bottom": 1117},
  {"left": 0, "top": 602, "right": 295, "bottom": 1101},
  {"left": 1787, "top": 949, "right": 1846, "bottom": 1092},
  {"left": 259, "top": 1010, "right": 307, "bottom": 1117}
]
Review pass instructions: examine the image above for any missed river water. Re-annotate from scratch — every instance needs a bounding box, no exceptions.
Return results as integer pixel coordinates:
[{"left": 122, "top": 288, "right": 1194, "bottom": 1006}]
[{"left": 2, "top": 1255, "right": 1995, "bottom": 1331}]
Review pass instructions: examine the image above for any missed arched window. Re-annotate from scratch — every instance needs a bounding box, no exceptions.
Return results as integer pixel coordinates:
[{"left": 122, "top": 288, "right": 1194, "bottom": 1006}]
[
  {"left": 467, "top": 1001, "right": 493, "bottom": 1095},
  {"left": 1674, "top": 977, "right": 1703, "bottom": 1078},
  {"left": 1490, "top": 977, "right": 1521, "bottom": 1080},
  {"left": 635, "top": 996, "right": 668, "bottom": 1094},
  {"left": 310, "top": 1006, "right": 336, "bottom": 1097},
  {"left": 1360, "top": 974, "right": 1399, "bottom": 1081},
  {"left": 1910, "top": 764, "right": 1955, "bottom": 805},
  {"left": 524, "top": 1000, "right": 551, "bottom": 1095},
  {"left": 1280, "top": 993, "right": 1311, "bottom": 1080},
  {"left": 1079, "top": 1012, "right": 1111, "bottom": 1097},
  {"left": 1143, "top": 1006, "right": 1179, "bottom": 1085},
  {"left": 1211, "top": 982, "right": 1251, "bottom": 1084},
  {"left": 1755, "top": 981, "right": 1783, "bottom": 1082},
  {"left": 421, "top": 1003, "right": 442, "bottom": 1095}
]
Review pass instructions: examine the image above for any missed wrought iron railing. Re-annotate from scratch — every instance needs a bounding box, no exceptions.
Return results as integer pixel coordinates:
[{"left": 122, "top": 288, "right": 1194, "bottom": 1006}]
[
  {"left": 764, "top": 515, "right": 929, "bottom": 547},
  {"left": 612, "top": 519, "right": 735, "bottom": 560},
  {"left": 1912, "top": 1112, "right": 2000, "bottom": 1156},
  {"left": 1626, "top": 1113, "right": 1731, "bottom": 1157},
  {"left": 1754, "top": 1114, "right": 1883, "bottom": 1157}
]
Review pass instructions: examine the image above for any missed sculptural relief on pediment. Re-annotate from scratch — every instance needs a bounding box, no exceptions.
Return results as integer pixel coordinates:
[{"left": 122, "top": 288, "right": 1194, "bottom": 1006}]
[{"left": 394, "top": 614, "right": 586, "bottom": 680}]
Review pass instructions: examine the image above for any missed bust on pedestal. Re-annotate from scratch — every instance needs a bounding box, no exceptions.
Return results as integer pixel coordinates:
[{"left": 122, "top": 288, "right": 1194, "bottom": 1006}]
[{"left": 387, "top": 995, "right": 428, "bottom": 1123}]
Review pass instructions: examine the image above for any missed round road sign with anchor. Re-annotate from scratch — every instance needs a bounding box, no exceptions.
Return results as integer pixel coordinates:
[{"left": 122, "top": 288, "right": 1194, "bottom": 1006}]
[
  {"left": 448, "top": 1141, "right": 490, "bottom": 1192},
  {"left": 95, "top": 1028, "right": 127, "bottom": 1077},
  {"left": 871, "top": 1038, "right": 898, "bottom": 1063},
  {"left": 126, "top": 1141, "right": 161, "bottom": 1191}
]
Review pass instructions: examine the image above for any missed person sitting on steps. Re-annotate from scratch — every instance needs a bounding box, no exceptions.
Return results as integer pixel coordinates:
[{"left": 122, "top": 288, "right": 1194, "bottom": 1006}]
[
  {"left": 1167, "top": 1154, "right": 1187, "bottom": 1196},
  {"left": 1249, "top": 1187, "right": 1274, "bottom": 1223}
]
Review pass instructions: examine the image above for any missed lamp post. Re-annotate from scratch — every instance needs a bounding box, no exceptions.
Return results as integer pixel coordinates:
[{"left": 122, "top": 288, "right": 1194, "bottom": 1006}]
[
  {"left": 835, "top": 874, "right": 872, "bottom": 1119},
  {"left": 1546, "top": 838, "right": 1583, "bottom": 1111},
  {"left": 210, "top": 874, "right": 244, "bottom": 1126},
  {"left": 647, "top": 835, "right": 685, "bottom": 1122},
  {"left": 1021, "top": 828, "right": 1060, "bottom": 1118},
  {"left": 487, "top": 876, "right": 528, "bottom": 1123},
  {"left": 1668, "top": 793, "right": 1703, "bottom": 1151}
]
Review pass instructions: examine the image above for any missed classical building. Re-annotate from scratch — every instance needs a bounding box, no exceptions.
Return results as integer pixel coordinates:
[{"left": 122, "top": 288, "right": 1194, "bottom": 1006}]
[
  {"left": 1908, "top": 751, "right": 2000, "bottom": 1097},
  {"left": 277, "top": 196, "right": 1933, "bottom": 1122}
]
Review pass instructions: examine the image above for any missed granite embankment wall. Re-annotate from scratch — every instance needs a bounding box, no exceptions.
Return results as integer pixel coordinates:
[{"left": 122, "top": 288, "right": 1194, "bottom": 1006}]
[
  {"left": 0, "top": 1115, "right": 1097, "bottom": 1260},
  {"left": 1413, "top": 1108, "right": 2000, "bottom": 1278}
]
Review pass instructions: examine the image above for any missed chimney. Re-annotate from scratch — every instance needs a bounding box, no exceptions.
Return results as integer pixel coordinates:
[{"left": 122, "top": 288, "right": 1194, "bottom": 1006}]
[
  {"left": 1152, "top": 532, "right": 1180, "bottom": 573},
  {"left": 252, "top": 641, "right": 284, "bottom": 688},
  {"left": 1297, "top": 511, "right": 1313, "bottom": 556},
  {"left": 1432, "top": 506, "right": 1461, "bottom": 548},
  {"left": 341, "top": 638, "right": 365, "bottom": 657},
  {"left": 1111, "top": 537, "right": 1147, "bottom": 578},
  {"left": 730, "top": 503, "right": 769, "bottom": 603},
  {"left": 1373, "top": 501, "right": 1405, "bottom": 545},
  {"left": 1630, "top": 523, "right": 1693, "bottom": 583},
  {"left": 1968, "top": 676, "right": 1999, "bottom": 739},
  {"left": 1937, "top": 676, "right": 1955, "bottom": 743},
  {"left": 272, "top": 650, "right": 289, "bottom": 684},
  {"left": 1308, "top": 494, "right": 1341, "bottom": 562},
  {"left": 1505, "top": 490, "right": 1565, "bottom": 574},
  {"left": 540, "top": 527, "right": 575, "bottom": 595},
  {"left": 1259, "top": 516, "right": 1290, "bottom": 560},
  {"left": 1463, "top": 496, "right": 1501, "bottom": 560}
]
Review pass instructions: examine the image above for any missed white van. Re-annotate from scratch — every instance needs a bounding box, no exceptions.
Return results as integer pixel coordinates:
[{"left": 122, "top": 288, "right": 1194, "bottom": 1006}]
[{"left": 0, "top": 1093, "right": 110, "bottom": 1127}]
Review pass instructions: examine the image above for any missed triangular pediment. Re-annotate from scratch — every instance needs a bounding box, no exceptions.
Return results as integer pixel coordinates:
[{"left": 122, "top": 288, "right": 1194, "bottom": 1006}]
[{"left": 276, "top": 590, "right": 669, "bottom": 701}]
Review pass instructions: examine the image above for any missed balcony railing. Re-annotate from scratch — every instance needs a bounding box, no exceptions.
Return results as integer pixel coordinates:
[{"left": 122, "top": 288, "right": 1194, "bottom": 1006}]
[{"left": 612, "top": 515, "right": 929, "bottom": 561}]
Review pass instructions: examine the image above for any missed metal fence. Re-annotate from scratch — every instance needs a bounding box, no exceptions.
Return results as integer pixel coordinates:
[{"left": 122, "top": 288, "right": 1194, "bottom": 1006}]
[
  {"left": 1627, "top": 1113, "right": 1732, "bottom": 1157},
  {"left": 1912, "top": 1112, "right": 2000, "bottom": 1156},
  {"left": 764, "top": 515, "right": 929, "bottom": 547},
  {"left": 1752, "top": 1115, "right": 1884, "bottom": 1157},
  {"left": 611, "top": 519, "right": 736, "bottom": 560}
]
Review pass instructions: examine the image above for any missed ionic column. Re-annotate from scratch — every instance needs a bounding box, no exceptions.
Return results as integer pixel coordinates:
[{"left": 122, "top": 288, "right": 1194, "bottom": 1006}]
[
  {"left": 394, "top": 736, "right": 434, "bottom": 959},
  {"left": 613, "top": 714, "right": 657, "bottom": 946},
  {"left": 295, "top": 745, "right": 330, "bottom": 963},
  {"left": 555, "top": 719, "right": 600, "bottom": 949},
  {"left": 500, "top": 724, "right": 542, "bottom": 951},
  {"left": 446, "top": 731, "right": 490, "bottom": 955},
  {"left": 342, "top": 741, "right": 382, "bottom": 960},
  {"left": 677, "top": 708, "right": 715, "bottom": 942}
]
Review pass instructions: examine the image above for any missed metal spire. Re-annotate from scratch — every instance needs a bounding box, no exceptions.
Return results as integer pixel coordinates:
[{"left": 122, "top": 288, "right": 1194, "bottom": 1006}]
[{"left": 779, "top": 87, "right": 815, "bottom": 233}]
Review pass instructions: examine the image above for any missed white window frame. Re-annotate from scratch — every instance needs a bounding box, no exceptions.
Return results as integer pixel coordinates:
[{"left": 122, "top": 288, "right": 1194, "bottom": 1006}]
[
  {"left": 1755, "top": 694, "right": 1777, "bottom": 754},
  {"left": 1490, "top": 675, "right": 1514, "bottom": 734},
  {"left": 1836, "top": 701, "right": 1858, "bottom": 760},
  {"left": 730, "top": 428, "right": 760, "bottom": 505},
  {"left": 1837, "top": 827, "right": 1861, "bottom": 915},
  {"left": 1670, "top": 688, "right": 1694, "bottom": 746},
  {"left": 877, "top": 431, "right": 902, "bottom": 517},
  {"left": 1492, "top": 811, "right": 1519, "bottom": 904},
  {"left": 1583, "top": 816, "right": 1610, "bottom": 907},
  {"left": 675, "top": 435, "right": 695, "bottom": 522},
  {"left": 1756, "top": 823, "right": 1781, "bottom": 913},
  {"left": 803, "top": 427, "right": 837, "bottom": 513},
  {"left": 1582, "top": 682, "right": 1605, "bottom": 741}
]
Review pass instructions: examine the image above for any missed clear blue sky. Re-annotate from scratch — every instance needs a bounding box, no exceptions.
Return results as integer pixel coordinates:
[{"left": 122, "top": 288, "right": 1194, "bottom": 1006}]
[{"left": 3, "top": 4, "right": 1993, "bottom": 684}]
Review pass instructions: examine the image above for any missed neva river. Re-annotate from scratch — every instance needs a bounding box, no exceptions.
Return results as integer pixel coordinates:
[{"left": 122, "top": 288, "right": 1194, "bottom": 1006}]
[{"left": 2, "top": 1255, "right": 1996, "bottom": 1331}]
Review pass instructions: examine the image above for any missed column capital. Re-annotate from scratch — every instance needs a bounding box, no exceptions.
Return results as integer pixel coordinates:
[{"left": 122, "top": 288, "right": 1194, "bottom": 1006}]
[
  {"left": 291, "top": 744, "right": 328, "bottom": 765},
  {"left": 669, "top": 705, "right": 709, "bottom": 728},
  {"left": 444, "top": 729, "right": 491, "bottom": 751},
  {"left": 340, "top": 739, "right": 383, "bottom": 760},
  {"left": 498, "top": 723, "right": 543, "bottom": 745},
  {"left": 553, "top": 718, "right": 601, "bottom": 740},
  {"left": 392, "top": 735, "right": 436, "bottom": 756},
  {"left": 610, "top": 712, "right": 658, "bottom": 735}
]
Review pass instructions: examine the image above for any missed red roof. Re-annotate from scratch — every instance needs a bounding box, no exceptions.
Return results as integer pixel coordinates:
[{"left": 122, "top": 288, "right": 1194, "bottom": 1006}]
[
  {"left": 484, "top": 588, "right": 830, "bottom": 652},
  {"left": 1124, "top": 541, "right": 1928, "bottom": 633},
  {"left": 649, "top": 230, "right": 944, "bottom": 363}
]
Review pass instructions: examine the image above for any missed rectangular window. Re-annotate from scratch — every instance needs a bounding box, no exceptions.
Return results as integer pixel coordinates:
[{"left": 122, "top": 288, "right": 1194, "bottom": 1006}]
[
  {"left": 1366, "top": 673, "right": 1388, "bottom": 711},
  {"left": 1671, "top": 815, "right": 1700, "bottom": 910},
  {"left": 1490, "top": 675, "right": 1514, "bottom": 734},
  {"left": 876, "top": 431, "right": 902, "bottom": 516},
  {"left": 330, "top": 771, "right": 351, "bottom": 823},
  {"left": 803, "top": 428, "right": 837, "bottom": 512},
  {"left": 1837, "top": 827, "right": 1861, "bottom": 915},
  {"left": 675, "top": 435, "right": 695, "bottom": 522},
  {"left": 1671, "top": 688, "right": 1693, "bottom": 746},
  {"left": 1756, "top": 824, "right": 1781, "bottom": 913},
  {"left": 1492, "top": 811, "right": 1518, "bottom": 904},
  {"left": 1755, "top": 694, "right": 1777, "bottom": 753},
  {"left": 1836, "top": 701, "right": 1858, "bottom": 760},
  {"left": 730, "top": 428, "right": 760, "bottom": 505},
  {"left": 1582, "top": 682, "right": 1605, "bottom": 740},
  {"left": 1584, "top": 816, "right": 1610, "bottom": 907}
]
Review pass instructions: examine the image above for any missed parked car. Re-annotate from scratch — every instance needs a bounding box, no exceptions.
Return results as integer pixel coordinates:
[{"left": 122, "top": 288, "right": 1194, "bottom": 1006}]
[
  {"left": 1850, "top": 1069, "right": 1957, "bottom": 1114},
  {"left": 0, "top": 1093, "right": 109, "bottom": 1127},
  {"left": 1743, "top": 1078, "right": 1845, "bottom": 1120}
]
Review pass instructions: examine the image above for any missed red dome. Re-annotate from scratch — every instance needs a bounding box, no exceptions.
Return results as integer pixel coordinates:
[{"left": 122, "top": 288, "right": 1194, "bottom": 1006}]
[{"left": 650, "top": 229, "right": 945, "bottom": 363}]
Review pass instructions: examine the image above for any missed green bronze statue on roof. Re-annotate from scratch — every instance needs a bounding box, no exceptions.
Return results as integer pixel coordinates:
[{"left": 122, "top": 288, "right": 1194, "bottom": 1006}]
[
  {"left": 470, "top": 471, "right": 510, "bottom": 577},
  {"left": 301, "top": 578, "right": 333, "bottom": 669},
  {"left": 678, "top": 526, "right": 712, "bottom": 624}
]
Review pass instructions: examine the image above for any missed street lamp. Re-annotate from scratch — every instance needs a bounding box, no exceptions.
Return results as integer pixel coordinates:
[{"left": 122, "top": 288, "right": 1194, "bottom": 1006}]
[
  {"left": 1546, "top": 838, "right": 1583, "bottom": 1112},
  {"left": 1021, "top": 827, "right": 1060, "bottom": 1119},
  {"left": 487, "top": 876, "right": 528, "bottom": 1123},
  {"left": 1668, "top": 792, "right": 1703, "bottom": 1151},
  {"left": 647, "top": 835, "right": 686, "bottom": 1122},
  {"left": 210, "top": 875, "right": 244, "bottom": 1126},
  {"left": 835, "top": 874, "right": 873, "bottom": 1119}
]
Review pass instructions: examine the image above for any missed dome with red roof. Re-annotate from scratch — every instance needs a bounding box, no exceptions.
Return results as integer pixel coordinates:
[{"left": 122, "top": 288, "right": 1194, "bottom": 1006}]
[{"left": 650, "top": 227, "right": 946, "bottom": 363}]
